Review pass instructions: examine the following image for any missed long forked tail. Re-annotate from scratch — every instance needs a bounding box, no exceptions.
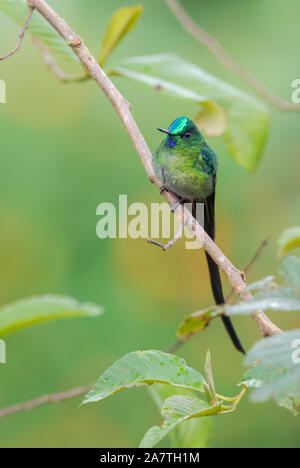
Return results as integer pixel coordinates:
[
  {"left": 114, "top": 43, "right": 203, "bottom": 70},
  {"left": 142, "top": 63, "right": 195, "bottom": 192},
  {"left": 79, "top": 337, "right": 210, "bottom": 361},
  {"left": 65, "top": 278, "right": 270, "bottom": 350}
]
[{"left": 193, "top": 195, "right": 246, "bottom": 355}]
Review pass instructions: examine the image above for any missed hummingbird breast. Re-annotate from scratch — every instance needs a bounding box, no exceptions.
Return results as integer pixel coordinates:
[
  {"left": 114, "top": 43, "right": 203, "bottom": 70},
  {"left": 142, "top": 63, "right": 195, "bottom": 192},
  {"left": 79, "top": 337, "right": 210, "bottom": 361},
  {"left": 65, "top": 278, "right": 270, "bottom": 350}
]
[{"left": 153, "top": 147, "right": 215, "bottom": 201}]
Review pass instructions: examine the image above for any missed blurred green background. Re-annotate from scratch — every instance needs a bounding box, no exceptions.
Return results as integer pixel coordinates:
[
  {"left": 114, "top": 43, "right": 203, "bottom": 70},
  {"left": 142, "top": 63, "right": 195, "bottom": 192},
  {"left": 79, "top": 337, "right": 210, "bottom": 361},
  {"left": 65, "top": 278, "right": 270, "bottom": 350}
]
[{"left": 0, "top": 0, "right": 299, "bottom": 448}]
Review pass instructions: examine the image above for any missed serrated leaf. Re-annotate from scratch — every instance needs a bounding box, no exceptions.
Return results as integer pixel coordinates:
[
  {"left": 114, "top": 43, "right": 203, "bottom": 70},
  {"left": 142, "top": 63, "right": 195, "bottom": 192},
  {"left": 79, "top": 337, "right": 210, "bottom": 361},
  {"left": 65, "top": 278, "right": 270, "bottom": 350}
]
[
  {"left": 82, "top": 350, "right": 205, "bottom": 405},
  {"left": 278, "top": 227, "right": 300, "bottom": 257},
  {"left": 244, "top": 331, "right": 300, "bottom": 415},
  {"left": 114, "top": 54, "right": 269, "bottom": 170},
  {"left": 0, "top": 0, "right": 78, "bottom": 61},
  {"left": 239, "top": 379, "right": 264, "bottom": 390},
  {"left": 239, "top": 363, "right": 285, "bottom": 390},
  {"left": 148, "top": 384, "right": 213, "bottom": 448},
  {"left": 98, "top": 5, "right": 143, "bottom": 67},
  {"left": 245, "top": 330, "right": 300, "bottom": 370},
  {"left": 244, "top": 363, "right": 285, "bottom": 382},
  {"left": 276, "top": 395, "right": 299, "bottom": 417},
  {"left": 246, "top": 276, "right": 275, "bottom": 292},
  {"left": 280, "top": 256, "right": 300, "bottom": 286},
  {"left": 0, "top": 295, "right": 103, "bottom": 337},
  {"left": 225, "top": 295, "right": 300, "bottom": 315},
  {"left": 140, "top": 395, "right": 222, "bottom": 448}
]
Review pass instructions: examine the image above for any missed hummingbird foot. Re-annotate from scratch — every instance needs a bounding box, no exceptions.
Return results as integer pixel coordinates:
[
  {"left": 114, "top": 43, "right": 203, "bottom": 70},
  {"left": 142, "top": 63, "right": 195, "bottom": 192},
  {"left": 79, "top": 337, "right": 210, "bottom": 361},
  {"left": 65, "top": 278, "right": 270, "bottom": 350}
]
[
  {"left": 159, "top": 184, "right": 167, "bottom": 195},
  {"left": 171, "top": 197, "right": 186, "bottom": 213}
]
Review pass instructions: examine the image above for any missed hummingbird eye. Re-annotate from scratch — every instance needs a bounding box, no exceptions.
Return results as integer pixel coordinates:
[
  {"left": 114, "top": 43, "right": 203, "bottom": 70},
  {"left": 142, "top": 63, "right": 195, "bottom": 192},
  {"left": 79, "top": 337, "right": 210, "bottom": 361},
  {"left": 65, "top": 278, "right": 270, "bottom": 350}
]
[{"left": 182, "top": 132, "right": 191, "bottom": 139}]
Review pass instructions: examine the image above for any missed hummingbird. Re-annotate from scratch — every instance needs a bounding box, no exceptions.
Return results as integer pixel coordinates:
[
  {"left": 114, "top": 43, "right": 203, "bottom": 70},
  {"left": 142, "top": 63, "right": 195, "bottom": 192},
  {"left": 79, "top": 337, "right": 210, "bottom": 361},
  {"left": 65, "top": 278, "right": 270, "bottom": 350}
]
[{"left": 153, "top": 116, "right": 245, "bottom": 354}]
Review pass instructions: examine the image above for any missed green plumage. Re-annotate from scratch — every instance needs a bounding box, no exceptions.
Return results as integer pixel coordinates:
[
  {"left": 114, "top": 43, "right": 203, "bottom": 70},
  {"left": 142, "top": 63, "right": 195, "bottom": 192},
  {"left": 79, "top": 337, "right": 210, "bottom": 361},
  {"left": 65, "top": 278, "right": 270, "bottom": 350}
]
[
  {"left": 153, "top": 117, "right": 245, "bottom": 355},
  {"left": 153, "top": 117, "right": 217, "bottom": 201}
]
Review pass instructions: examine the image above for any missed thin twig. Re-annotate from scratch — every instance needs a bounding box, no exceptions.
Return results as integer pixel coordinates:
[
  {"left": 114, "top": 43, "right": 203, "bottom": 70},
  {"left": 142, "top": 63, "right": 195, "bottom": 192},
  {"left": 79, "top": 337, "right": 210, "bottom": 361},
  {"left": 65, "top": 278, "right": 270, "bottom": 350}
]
[
  {"left": 27, "top": 0, "right": 281, "bottom": 339},
  {"left": 0, "top": 385, "right": 92, "bottom": 420},
  {"left": 165, "top": 0, "right": 300, "bottom": 112},
  {"left": 0, "top": 7, "right": 34, "bottom": 61},
  {"left": 33, "top": 38, "right": 88, "bottom": 83},
  {"left": 148, "top": 206, "right": 185, "bottom": 251},
  {"left": 166, "top": 332, "right": 194, "bottom": 354},
  {"left": 225, "top": 237, "right": 270, "bottom": 303}
]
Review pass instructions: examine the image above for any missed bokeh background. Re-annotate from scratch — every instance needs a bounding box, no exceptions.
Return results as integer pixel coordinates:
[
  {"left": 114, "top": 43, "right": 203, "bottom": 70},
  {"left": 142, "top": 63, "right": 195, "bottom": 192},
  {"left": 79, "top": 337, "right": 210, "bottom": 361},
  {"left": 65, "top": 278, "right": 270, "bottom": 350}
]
[{"left": 0, "top": 0, "right": 299, "bottom": 448}]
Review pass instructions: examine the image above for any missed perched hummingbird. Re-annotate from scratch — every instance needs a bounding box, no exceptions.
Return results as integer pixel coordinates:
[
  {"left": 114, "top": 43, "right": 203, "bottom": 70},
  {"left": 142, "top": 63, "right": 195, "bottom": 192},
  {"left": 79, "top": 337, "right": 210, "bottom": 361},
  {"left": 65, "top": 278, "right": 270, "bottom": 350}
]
[{"left": 153, "top": 116, "right": 245, "bottom": 354}]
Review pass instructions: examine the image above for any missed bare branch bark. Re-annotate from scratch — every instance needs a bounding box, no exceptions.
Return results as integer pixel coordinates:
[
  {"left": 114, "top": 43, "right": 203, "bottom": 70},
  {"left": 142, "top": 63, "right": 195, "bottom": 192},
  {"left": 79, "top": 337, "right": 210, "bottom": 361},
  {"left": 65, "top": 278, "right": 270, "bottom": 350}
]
[
  {"left": 225, "top": 237, "right": 270, "bottom": 303},
  {"left": 26, "top": 0, "right": 281, "bottom": 339},
  {"left": 0, "top": 7, "right": 34, "bottom": 61},
  {"left": 0, "top": 385, "right": 92, "bottom": 419},
  {"left": 165, "top": 0, "right": 300, "bottom": 112},
  {"left": 32, "top": 38, "right": 88, "bottom": 83},
  {"left": 167, "top": 237, "right": 272, "bottom": 353}
]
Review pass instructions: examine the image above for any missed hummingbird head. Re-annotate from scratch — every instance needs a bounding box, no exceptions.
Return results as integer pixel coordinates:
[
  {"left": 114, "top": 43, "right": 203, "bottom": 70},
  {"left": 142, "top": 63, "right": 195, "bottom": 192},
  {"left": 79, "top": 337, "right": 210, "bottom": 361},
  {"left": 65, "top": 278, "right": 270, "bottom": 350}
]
[{"left": 157, "top": 117, "right": 202, "bottom": 150}]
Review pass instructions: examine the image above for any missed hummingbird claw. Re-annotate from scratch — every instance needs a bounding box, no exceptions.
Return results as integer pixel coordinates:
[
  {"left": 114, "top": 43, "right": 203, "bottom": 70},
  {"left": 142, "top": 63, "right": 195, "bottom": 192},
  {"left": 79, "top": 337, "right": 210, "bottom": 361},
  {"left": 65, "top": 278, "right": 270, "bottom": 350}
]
[
  {"left": 171, "top": 198, "right": 185, "bottom": 213},
  {"left": 159, "top": 185, "right": 167, "bottom": 195}
]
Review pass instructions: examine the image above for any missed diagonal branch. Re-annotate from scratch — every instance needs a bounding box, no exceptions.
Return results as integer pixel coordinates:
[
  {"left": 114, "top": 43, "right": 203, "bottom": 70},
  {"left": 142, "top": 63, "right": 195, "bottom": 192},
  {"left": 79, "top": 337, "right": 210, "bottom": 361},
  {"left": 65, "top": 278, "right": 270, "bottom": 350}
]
[
  {"left": 0, "top": 7, "right": 34, "bottom": 61},
  {"left": 165, "top": 0, "right": 300, "bottom": 112},
  {"left": 167, "top": 237, "right": 271, "bottom": 353},
  {"left": 27, "top": 0, "right": 281, "bottom": 339}
]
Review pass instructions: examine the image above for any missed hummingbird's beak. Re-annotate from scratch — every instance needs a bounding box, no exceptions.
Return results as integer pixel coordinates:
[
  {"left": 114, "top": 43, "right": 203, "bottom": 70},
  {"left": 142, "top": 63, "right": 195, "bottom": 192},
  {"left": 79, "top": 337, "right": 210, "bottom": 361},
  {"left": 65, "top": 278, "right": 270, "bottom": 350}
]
[{"left": 157, "top": 128, "right": 171, "bottom": 135}]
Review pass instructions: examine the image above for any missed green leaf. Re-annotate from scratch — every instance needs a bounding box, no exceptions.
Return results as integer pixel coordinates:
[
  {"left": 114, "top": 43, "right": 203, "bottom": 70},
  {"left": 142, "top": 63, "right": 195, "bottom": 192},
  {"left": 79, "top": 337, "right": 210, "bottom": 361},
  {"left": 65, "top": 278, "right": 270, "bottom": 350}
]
[
  {"left": 172, "top": 416, "right": 213, "bottom": 449},
  {"left": 114, "top": 54, "right": 269, "bottom": 171},
  {"left": 140, "top": 395, "right": 222, "bottom": 448},
  {"left": 194, "top": 101, "right": 226, "bottom": 137},
  {"left": 177, "top": 258, "right": 300, "bottom": 339},
  {"left": 278, "top": 227, "right": 300, "bottom": 257},
  {"left": 0, "top": 295, "right": 103, "bottom": 337},
  {"left": 0, "top": 0, "right": 78, "bottom": 61},
  {"left": 225, "top": 257, "right": 300, "bottom": 316},
  {"left": 148, "top": 384, "right": 213, "bottom": 448},
  {"left": 280, "top": 256, "right": 300, "bottom": 286},
  {"left": 176, "top": 306, "right": 219, "bottom": 339},
  {"left": 98, "top": 5, "right": 143, "bottom": 67},
  {"left": 114, "top": 65, "right": 224, "bottom": 131},
  {"left": 204, "top": 350, "right": 217, "bottom": 401},
  {"left": 245, "top": 330, "right": 300, "bottom": 370},
  {"left": 239, "top": 363, "right": 285, "bottom": 391},
  {"left": 225, "top": 295, "right": 300, "bottom": 315},
  {"left": 244, "top": 331, "right": 300, "bottom": 415},
  {"left": 246, "top": 276, "right": 275, "bottom": 292},
  {"left": 244, "top": 363, "right": 285, "bottom": 382},
  {"left": 82, "top": 350, "right": 205, "bottom": 405}
]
